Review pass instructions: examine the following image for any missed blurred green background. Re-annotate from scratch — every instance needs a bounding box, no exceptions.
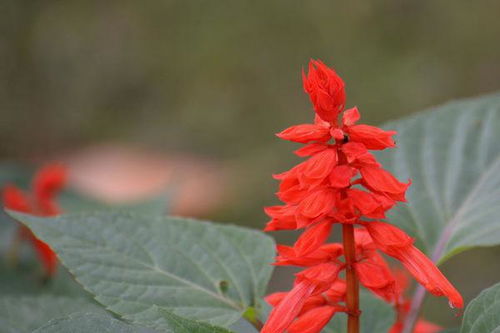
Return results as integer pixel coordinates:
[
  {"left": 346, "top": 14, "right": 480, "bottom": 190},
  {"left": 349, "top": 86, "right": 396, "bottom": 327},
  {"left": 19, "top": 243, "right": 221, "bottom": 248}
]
[{"left": 2, "top": 0, "right": 500, "bottom": 329}]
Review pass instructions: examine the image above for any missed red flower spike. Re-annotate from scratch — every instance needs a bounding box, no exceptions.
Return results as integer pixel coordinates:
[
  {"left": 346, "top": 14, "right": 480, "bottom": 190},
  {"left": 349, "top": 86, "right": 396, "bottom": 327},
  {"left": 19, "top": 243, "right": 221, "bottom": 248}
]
[
  {"left": 348, "top": 124, "right": 397, "bottom": 150},
  {"left": 264, "top": 60, "right": 462, "bottom": 332},
  {"left": 303, "top": 59, "right": 346, "bottom": 123},
  {"left": 277, "top": 124, "right": 331, "bottom": 143},
  {"left": 287, "top": 305, "right": 339, "bottom": 333}
]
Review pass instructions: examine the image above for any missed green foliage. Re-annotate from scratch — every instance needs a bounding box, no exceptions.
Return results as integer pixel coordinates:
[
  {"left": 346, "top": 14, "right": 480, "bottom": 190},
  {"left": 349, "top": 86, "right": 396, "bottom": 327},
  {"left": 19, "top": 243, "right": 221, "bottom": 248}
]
[
  {"left": 132, "top": 307, "right": 234, "bottom": 333},
  {"left": 8, "top": 211, "right": 275, "bottom": 329},
  {"left": 376, "top": 93, "right": 500, "bottom": 263},
  {"left": 324, "top": 291, "right": 395, "bottom": 333},
  {"left": 0, "top": 295, "right": 104, "bottom": 333},
  {"left": 460, "top": 282, "right": 500, "bottom": 333},
  {"left": 32, "top": 313, "right": 154, "bottom": 333}
]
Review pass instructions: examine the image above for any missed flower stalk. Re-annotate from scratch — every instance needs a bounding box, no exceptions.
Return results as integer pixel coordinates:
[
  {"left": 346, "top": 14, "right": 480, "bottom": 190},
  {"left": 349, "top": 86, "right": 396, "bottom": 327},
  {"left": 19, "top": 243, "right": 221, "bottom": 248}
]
[{"left": 342, "top": 224, "right": 360, "bottom": 333}]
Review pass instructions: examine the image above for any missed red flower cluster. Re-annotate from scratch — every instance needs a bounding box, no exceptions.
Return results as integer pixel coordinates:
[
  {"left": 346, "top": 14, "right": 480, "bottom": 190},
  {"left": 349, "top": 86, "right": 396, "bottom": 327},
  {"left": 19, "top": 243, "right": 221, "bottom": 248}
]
[
  {"left": 2, "top": 164, "right": 66, "bottom": 277},
  {"left": 262, "top": 60, "right": 462, "bottom": 333}
]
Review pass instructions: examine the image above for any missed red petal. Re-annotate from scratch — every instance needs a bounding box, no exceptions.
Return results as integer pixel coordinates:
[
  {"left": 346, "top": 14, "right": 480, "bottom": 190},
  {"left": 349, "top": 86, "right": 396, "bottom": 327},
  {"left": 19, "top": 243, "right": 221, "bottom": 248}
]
[
  {"left": 294, "top": 221, "right": 333, "bottom": 257},
  {"left": 298, "top": 295, "right": 327, "bottom": 315},
  {"left": 2, "top": 185, "right": 31, "bottom": 213},
  {"left": 294, "top": 144, "right": 328, "bottom": 157},
  {"left": 32, "top": 238, "right": 58, "bottom": 277},
  {"left": 299, "top": 149, "right": 337, "bottom": 186},
  {"left": 361, "top": 166, "right": 410, "bottom": 201},
  {"left": 343, "top": 107, "right": 360, "bottom": 126},
  {"left": 277, "top": 124, "right": 331, "bottom": 143},
  {"left": 265, "top": 292, "right": 288, "bottom": 307},
  {"left": 325, "top": 279, "right": 346, "bottom": 302},
  {"left": 414, "top": 319, "right": 442, "bottom": 333},
  {"left": 296, "top": 262, "right": 343, "bottom": 294},
  {"left": 395, "top": 246, "right": 463, "bottom": 308},
  {"left": 329, "top": 165, "right": 357, "bottom": 188},
  {"left": 33, "top": 164, "right": 67, "bottom": 216},
  {"left": 341, "top": 142, "right": 367, "bottom": 163},
  {"left": 288, "top": 305, "right": 338, "bottom": 333},
  {"left": 261, "top": 281, "right": 316, "bottom": 333},
  {"left": 348, "top": 124, "right": 396, "bottom": 150},
  {"left": 355, "top": 259, "right": 396, "bottom": 302},
  {"left": 296, "top": 188, "right": 336, "bottom": 227},
  {"left": 362, "top": 221, "right": 414, "bottom": 251}
]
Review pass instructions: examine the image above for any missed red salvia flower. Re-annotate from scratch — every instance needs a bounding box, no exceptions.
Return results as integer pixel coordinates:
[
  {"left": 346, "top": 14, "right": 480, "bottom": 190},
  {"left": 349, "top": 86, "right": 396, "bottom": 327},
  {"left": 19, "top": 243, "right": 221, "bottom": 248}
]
[
  {"left": 2, "top": 164, "right": 67, "bottom": 278},
  {"left": 261, "top": 60, "right": 462, "bottom": 333}
]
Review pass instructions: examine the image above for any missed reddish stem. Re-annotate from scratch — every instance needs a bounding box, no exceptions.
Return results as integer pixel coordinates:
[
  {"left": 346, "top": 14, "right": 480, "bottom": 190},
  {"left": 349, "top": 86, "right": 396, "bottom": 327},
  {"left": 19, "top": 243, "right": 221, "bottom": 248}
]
[{"left": 342, "top": 224, "right": 360, "bottom": 333}]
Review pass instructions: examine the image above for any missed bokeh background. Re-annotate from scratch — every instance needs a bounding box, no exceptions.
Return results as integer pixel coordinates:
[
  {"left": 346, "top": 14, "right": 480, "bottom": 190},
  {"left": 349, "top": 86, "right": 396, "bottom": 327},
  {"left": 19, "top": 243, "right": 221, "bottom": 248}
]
[{"left": 2, "top": 0, "right": 500, "bottom": 329}]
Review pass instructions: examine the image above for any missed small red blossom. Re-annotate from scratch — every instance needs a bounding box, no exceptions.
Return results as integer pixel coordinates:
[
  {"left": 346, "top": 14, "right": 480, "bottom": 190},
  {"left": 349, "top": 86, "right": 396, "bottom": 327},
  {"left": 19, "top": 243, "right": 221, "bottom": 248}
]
[
  {"left": 2, "top": 164, "right": 67, "bottom": 277},
  {"left": 302, "top": 59, "right": 346, "bottom": 124},
  {"left": 363, "top": 221, "right": 463, "bottom": 308},
  {"left": 262, "top": 60, "right": 462, "bottom": 333},
  {"left": 277, "top": 124, "right": 331, "bottom": 143}
]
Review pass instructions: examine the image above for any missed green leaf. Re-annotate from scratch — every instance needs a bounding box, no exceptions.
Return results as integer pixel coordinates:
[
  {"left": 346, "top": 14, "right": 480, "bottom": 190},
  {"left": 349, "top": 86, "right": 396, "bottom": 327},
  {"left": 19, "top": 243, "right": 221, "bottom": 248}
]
[
  {"left": 0, "top": 295, "right": 105, "bottom": 333},
  {"left": 32, "top": 313, "right": 156, "bottom": 333},
  {"left": 8, "top": 211, "right": 275, "bottom": 328},
  {"left": 131, "top": 306, "right": 234, "bottom": 332},
  {"left": 0, "top": 261, "right": 90, "bottom": 298},
  {"left": 323, "top": 291, "right": 395, "bottom": 333},
  {"left": 375, "top": 93, "right": 500, "bottom": 262},
  {"left": 460, "top": 282, "right": 500, "bottom": 333}
]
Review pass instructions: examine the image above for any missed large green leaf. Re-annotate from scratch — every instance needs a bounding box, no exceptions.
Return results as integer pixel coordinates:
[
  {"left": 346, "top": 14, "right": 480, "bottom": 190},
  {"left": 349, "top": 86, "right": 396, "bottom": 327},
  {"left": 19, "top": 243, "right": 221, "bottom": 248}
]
[
  {"left": 0, "top": 261, "right": 90, "bottom": 298},
  {"left": 460, "top": 282, "right": 500, "bottom": 333},
  {"left": 8, "top": 211, "right": 275, "bottom": 328},
  {"left": 0, "top": 295, "right": 105, "bottom": 333},
  {"left": 131, "top": 306, "right": 233, "bottom": 332},
  {"left": 32, "top": 313, "right": 157, "bottom": 333},
  {"left": 324, "top": 290, "right": 395, "bottom": 333},
  {"left": 376, "top": 93, "right": 500, "bottom": 262}
]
